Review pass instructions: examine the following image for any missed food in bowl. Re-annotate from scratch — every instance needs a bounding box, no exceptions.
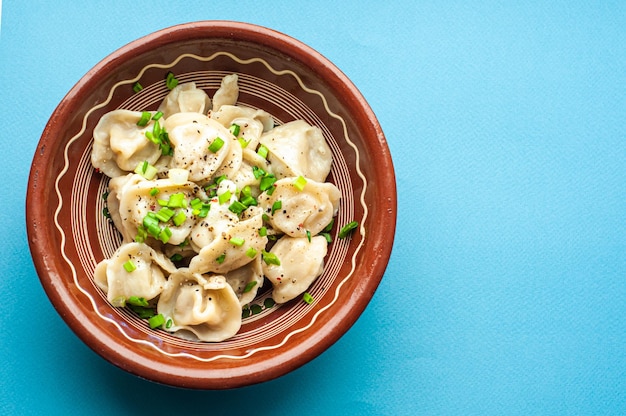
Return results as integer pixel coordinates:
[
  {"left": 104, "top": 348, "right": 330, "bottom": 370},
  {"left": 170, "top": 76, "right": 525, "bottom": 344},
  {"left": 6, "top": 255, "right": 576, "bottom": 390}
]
[
  {"left": 27, "top": 21, "right": 396, "bottom": 389},
  {"left": 91, "top": 73, "right": 349, "bottom": 342}
]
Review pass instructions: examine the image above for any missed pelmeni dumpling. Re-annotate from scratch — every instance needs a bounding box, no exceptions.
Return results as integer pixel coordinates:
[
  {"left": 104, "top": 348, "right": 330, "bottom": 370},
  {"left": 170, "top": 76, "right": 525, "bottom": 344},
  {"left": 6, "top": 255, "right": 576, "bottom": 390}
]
[
  {"left": 211, "top": 74, "right": 239, "bottom": 112},
  {"left": 94, "top": 242, "right": 176, "bottom": 305},
  {"left": 263, "top": 236, "right": 328, "bottom": 303},
  {"left": 258, "top": 177, "right": 341, "bottom": 238},
  {"left": 224, "top": 256, "right": 264, "bottom": 306},
  {"left": 117, "top": 174, "right": 199, "bottom": 245},
  {"left": 158, "top": 82, "right": 211, "bottom": 118},
  {"left": 189, "top": 206, "right": 267, "bottom": 275},
  {"left": 211, "top": 104, "right": 274, "bottom": 133},
  {"left": 157, "top": 270, "right": 241, "bottom": 342},
  {"left": 91, "top": 110, "right": 162, "bottom": 178},
  {"left": 164, "top": 112, "right": 241, "bottom": 183},
  {"left": 259, "top": 119, "right": 332, "bottom": 182}
]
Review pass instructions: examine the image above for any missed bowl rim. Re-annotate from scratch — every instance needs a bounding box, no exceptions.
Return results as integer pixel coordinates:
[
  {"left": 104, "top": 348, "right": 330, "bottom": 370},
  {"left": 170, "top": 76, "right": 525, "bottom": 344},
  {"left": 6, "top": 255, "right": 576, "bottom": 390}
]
[{"left": 26, "top": 20, "right": 397, "bottom": 389}]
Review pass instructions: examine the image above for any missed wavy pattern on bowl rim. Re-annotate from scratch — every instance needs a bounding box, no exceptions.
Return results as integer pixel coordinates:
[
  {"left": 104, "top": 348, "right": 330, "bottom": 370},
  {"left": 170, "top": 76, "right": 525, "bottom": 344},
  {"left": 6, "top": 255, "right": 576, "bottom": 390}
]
[{"left": 53, "top": 52, "right": 368, "bottom": 362}]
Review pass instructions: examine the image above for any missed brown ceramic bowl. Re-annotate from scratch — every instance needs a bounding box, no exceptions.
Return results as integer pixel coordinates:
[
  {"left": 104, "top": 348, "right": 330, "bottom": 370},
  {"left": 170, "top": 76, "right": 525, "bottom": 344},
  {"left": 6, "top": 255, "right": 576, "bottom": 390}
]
[{"left": 26, "top": 21, "right": 396, "bottom": 389}]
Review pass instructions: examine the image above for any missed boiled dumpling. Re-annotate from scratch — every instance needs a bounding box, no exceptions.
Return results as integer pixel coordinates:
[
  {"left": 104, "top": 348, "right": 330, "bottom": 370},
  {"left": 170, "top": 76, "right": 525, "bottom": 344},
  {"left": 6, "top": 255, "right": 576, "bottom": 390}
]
[
  {"left": 224, "top": 256, "right": 264, "bottom": 306},
  {"left": 157, "top": 82, "right": 211, "bottom": 118},
  {"left": 259, "top": 119, "right": 332, "bottom": 182},
  {"left": 94, "top": 242, "right": 176, "bottom": 304},
  {"left": 164, "top": 112, "right": 241, "bottom": 183},
  {"left": 258, "top": 177, "right": 341, "bottom": 238},
  {"left": 211, "top": 74, "right": 239, "bottom": 112},
  {"left": 263, "top": 236, "right": 328, "bottom": 303},
  {"left": 157, "top": 270, "right": 241, "bottom": 342},
  {"left": 91, "top": 109, "right": 162, "bottom": 178},
  {"left": 211, "top": 104, "right": 274, "bottom": 133}
]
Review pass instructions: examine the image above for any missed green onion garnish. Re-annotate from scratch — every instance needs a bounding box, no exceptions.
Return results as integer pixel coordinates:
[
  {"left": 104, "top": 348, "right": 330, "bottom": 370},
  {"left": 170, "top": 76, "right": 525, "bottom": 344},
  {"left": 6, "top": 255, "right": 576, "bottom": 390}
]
[
  {"left": 229, "top": 200, "right": 247, "bottom": 214},
  {"left": 321, "top": 232, "right": 332, "bottom": 243},
  {"left": 127, "top": 296, "right": 149, "bottom": 307},
  {"left": 167, "top": 193, "right": 187, "bottom": 208},
  {"left": 218, "top": 190, "right": 231, "bottom": 205},
  {"left": 148, "top": 313, "right": 165, "bottom": 329},
  {"left": 262, "top": 250, "right": 281, "bottom": 266},
  {"left": 152, "top": 111, "right": 164, "bottom": 121},
  {"left": 132, "top": 82, "right": 143, "bottom": 93},
  {"left": 166, "top": 72, "right": 178, "bottom": 90},
  {"left": 338, "top": 221, "right": 359, "bottom": 239},
  {"left": 149, "top": 188, "right": 160, "bottom": 197},
  {"left": 259, "top": 174, "right": 276, "bottom": 191},
  {"left": 172, "top": 211, "right": 187, "bottom": 226},
  {"left": 303, "top": 292, "right": 314, "bottom": 305},
  {"left": 229, "top": 123, "right": 241, "bottom": 136},
  {"left": 271, "top": 200, "right": 282, "bottom": 215},
  {"left": 240, "top": 195, "right": 257, "bottom": 207},
  {"left": 158, "top": 226, "right": 172, "bottom": 244},
  {"left": 243, "top": 280, "right": 257, "bottom": 293},
  {"left": 245, "top": 247, "right": 257, "bottom": 258},
  {"left": 252, "top": 166, "right": 266, "bottom": 179},
  {"left": 170, "top": 253, "right": 183, "bottom": 262},
  {"left": 134, "top": 161, "right": 158, "bottom": 180},
  {"left": 293, "top": 175, "right": 307, "bottom": 191},
  {"left": 165, "top": 318, "right": 173, "bottom": 329},
  {"left": 137, "top": 111, "right": 152, "bottom": 127},
  {"left": 155, "top": 207, "right": 175, "bottom": 223},
  {"left": 229, "top": 237, "right": 245, "bottom": 247},
  {"left": 216, "top": 253, "right": 226, "bottom": 264},
  {"left": 258, "top": 226, "right": 267, "bottom": 237},
  {"left": 306, "top": 230, "right": 312, "bottom": 242},
  {"left": 208, "top": 137, "right": 225, "bottom": 153},
  {"left": 123, "top": 260, "right": 136, "bottom": 273},
  {"left": 238, "top": 137, "right": 249, "bottom": 148},
  {"left": 135, "top": 225, "right": 148, "bottom": 243},
  {"left": 323, "top": 219, "right": 334, "bottom": 233},
  {"left": 257, "top": 144, "right": 269, "bottom": 159}
]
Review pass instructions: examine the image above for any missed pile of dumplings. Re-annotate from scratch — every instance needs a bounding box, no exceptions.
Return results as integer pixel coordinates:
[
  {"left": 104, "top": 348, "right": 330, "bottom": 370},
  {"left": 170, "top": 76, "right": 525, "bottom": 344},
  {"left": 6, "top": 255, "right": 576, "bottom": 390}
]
[{"left": 90, "top": 74, "right": 340, "bottom": 342}]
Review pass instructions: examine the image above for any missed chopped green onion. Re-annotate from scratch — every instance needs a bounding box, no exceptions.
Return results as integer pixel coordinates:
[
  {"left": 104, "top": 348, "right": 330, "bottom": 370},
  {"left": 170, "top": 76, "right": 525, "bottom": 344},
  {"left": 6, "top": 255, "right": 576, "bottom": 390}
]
[
  {"left": 262, "top": 214, "right": 270, "bottom": 223},
  {"left": 243, "top": 280, "right": 258, "bottom": 293},
  {"left": 338, "top": 221, "right": 359, "bottom": 239},
  {"left": 152, "top": 111, "right": 164, "bottom": 121},
  {"left": 229, "top": 123, "right": 241, "bottom": 136},
  {"left": 321, "top": 232, "right": 332, "bottom": 243},
  {"left": 134, "top": 161, "right": 158, "bottom": 180},
  {"left": 198, "top": 204, "right": 210, "bottom": 218},
  {"left": 129, "top": 304, "right": 156, "bottom": 319},
  {"left": 123, "top": 260, "right": 137, "bottom": 273},
  {"left": 229, "top": 200, "right": 247, "bottom": 214},
  {"left": 167, "top": 192, "right": 187, "bottom": 208},
  {"left": 143, "top": 212, "right": 160, "bottom": 233},
  {"left": 132, "top": 82, "right": 143, "bottom": 93},
  {"left": 306, "top": 230, "right": 312, "bottom": 242},
  {"left": 158, "top": 226, "right": 172, "bottom": 244},
  {"left": 323, "top": 219, "right": 334, "bottom": 233},
  {"left": 148, "top": 313, "right": 165, "bottom": 329},
  {"left": 240, "top": 195, "right": 257, "bottom": 207},
  {"left": 257, "top": 144, "right": 269, "bottom": 159},
  {"left": 111, "top": 296, "right": 126, "bottom": 307},
  {"left": 135, "top": 225, "right": 148, "bottom": 243},
  {"left": 258, "top": 226, "right": 267, "bottom": 237},
  {"left": 215, "top": 175, "right": 227, "bottom": 185},
  {"left": 155, "top": 207, "right": 175, "bottom": 222},
  {"left": 252, "top": 166, "right": 266, "bottom": 179},
  {"left": 165, "top": 318, "right": 173, "bottom": 329},
  {"left": 259, "top": 174, "right": 276, "bottom": 191},
  {"left": 172, "top": 211, "right": 187, "bottom": 226},
  {"left": 303, "top": 292, "right": 314, "bottom": 305},
  {"left": 229, "top": 237, "right": 245, "bottom": 247},
  {"left": 241, "top": 186, "right": 252, "bottom": 198},
  {"left": 238, "top": 137, "right": 249, "bottom": 148},
  {"left": 271, "top": 200, "right": 282, "bottom": 215},
  {"left": 208, "top": 137, "right": 225, "bottom": 153},
  {"left": 245, "top": 247, "right": 258, "bottom": 258},
  {"left": 127, "top": 296, "right": 149, "bottom": 307},
  {"left": 137, "top": 111, "right": 152, "bottom": 127},
  {"left": 170, "top": 253, "right": 183, "bottom": 262},
  {"left": 293, "top": 175, "right": 307, "bottom": 191},
  {"left": 216, "top": 253, "right": 226, "bottom": 264},
  {"left": 149, "top": 188, "right": 160, "bottom": 197},
  {"left": 102, "top": 207, "right": 111, "bottom": 219},
  {"left": 262, "top": 250, "right": 281, "bottom": 266},
  {"left": 218, "top": 190, "right": 232, "bottom": 205},
  {"left": 166, "top": 72, "right": 178, "bottom": 90}
]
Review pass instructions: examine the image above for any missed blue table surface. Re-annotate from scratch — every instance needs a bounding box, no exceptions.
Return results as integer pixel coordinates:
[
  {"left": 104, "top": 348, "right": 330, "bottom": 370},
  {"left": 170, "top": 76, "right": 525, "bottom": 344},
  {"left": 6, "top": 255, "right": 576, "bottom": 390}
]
[{"left": 1, "top": 1, "right": 624, "bottom": 415}]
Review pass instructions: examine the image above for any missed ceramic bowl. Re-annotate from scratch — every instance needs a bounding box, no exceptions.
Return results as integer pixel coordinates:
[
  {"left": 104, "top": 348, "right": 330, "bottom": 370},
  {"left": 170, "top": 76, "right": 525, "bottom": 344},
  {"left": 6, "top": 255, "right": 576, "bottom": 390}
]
[{"left": 26, "top": 21, "right": 396, "bottom": 389}]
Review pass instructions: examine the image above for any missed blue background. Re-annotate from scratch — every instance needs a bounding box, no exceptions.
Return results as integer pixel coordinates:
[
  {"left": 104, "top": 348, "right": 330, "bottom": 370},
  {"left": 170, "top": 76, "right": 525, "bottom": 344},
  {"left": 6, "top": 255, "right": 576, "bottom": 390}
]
[{"left": 1, "top": 1, "right": 625, "bottom": 415}]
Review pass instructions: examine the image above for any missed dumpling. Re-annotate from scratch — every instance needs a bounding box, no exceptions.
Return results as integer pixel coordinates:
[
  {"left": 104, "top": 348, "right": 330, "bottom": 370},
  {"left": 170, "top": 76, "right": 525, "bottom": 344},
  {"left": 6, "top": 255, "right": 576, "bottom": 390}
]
[
  {"left": 157, "top": 82, "right": 211, "bottom": 118},
  {"left": 259, "top": 119, "right": 332, "bottom": 182},
  {"left": 117, "top": 174, "right": 200, "bottom": 246},
  {"left": 91, "top": 110, "right": 162, "bottom": 178},
  {"left": 263, "top": 236, "right": 328, "bottom": 303},
  {"left": 258, "top": 177, "right": 341, "bottom": 238},
  {"left": 188, "top": 206, "right": 267, "bottom": 275},
  {"left": 157, "top": 270, "right": 241, "bottom": 342},
  {"left": 211, "top": 74, "right": 239, "bottom": 112},
  {"left": 94, "top": 242, "right": 176, "bottom": 305},
  {"left": 211, "top": 104, "right": 274, "bottom": 133},
  {"left": 106, "top": 173, "right": 146, "bottom": 242},
  {"left": 224, "top": 256, "right": 264, "bottom": 306},
  {"left": 164, "top": 112, "right": 241, "bottom": 183}
]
